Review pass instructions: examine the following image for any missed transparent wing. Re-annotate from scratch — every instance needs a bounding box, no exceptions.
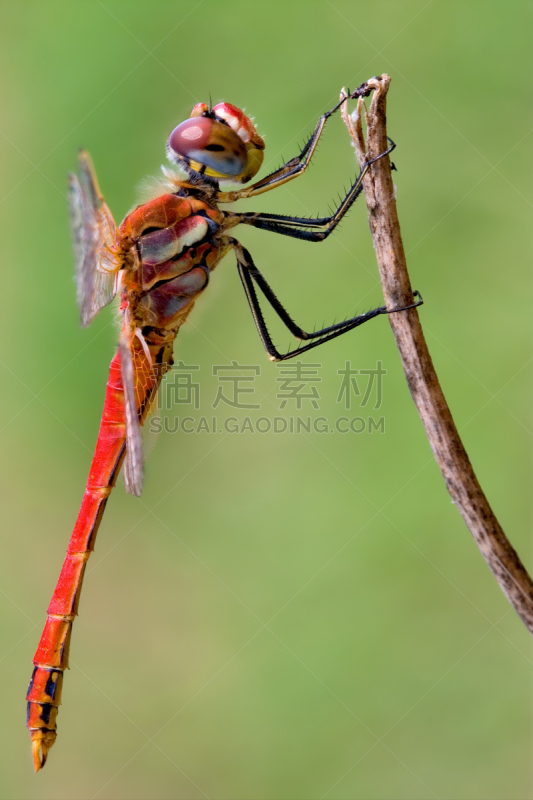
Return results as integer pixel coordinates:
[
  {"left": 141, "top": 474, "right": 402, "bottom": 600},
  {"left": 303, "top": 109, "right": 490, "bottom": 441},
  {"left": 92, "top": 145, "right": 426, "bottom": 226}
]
[
  {"left": 69, "top": 150, "right": 121, "bottom": 327},
  {"left": 141, "top": 390, "right": 164, "bottom": 461},
  {"left": 120, "top": 328, "right": 144, "bottom": 497}
]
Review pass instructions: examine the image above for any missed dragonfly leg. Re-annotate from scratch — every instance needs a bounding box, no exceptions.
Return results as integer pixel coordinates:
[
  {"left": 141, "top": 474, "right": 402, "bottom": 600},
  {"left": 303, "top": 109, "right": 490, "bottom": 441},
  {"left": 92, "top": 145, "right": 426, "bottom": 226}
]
[
  {"left": 216, "top": 82, "right": 376, "bottom": 203},
  {"left": 233, "top": 139, "right": 395, "bottom": 243},
  {"left": 231, "top": 240, "right": 422, "bottom": 362}
]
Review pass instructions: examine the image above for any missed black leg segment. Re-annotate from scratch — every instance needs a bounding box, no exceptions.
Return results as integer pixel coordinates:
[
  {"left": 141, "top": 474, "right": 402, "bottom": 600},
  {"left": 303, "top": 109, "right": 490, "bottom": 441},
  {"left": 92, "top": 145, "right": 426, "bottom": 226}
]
[
  {"left": 231, "top": 241, "right": 422, "bottom": 362},
  {"left": 234, "top": 140, "right": 396, "bottom": 242},
  {"left": 216, "top": 82, "right": 380, "bottom": 202}
]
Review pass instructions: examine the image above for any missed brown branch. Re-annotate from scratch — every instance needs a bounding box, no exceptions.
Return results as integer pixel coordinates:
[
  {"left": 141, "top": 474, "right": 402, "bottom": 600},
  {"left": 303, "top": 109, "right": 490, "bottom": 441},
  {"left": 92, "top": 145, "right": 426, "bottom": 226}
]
[{"left": 340, "top": 74, "right": 533, "bottom": 634}]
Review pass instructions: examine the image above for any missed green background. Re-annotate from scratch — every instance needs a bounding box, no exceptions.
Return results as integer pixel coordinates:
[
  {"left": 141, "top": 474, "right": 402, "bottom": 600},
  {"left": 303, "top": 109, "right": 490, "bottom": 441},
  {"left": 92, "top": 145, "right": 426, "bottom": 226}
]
[{"left": 1, "top": 1, "right": 531, "bottom": 798}]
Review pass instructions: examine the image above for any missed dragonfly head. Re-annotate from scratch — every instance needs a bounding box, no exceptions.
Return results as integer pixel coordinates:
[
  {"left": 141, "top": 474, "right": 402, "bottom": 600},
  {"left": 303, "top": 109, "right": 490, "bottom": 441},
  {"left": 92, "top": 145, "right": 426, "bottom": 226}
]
[{"left": 167, "top": 102, "right": 265, "bottom": 184}]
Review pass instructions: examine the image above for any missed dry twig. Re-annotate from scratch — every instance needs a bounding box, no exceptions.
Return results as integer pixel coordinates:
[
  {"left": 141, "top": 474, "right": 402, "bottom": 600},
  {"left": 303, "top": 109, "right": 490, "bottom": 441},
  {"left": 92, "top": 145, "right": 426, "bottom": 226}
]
[{"left": 340, "top": 74, "right": 533, "bottom": 634}]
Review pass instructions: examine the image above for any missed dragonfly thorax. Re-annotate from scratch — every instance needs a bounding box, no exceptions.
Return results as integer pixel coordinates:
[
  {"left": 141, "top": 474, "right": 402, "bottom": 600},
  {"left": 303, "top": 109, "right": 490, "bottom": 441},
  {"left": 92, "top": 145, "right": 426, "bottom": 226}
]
[{"left": 167, "top": 101, "right": 264, "bottom": 185}]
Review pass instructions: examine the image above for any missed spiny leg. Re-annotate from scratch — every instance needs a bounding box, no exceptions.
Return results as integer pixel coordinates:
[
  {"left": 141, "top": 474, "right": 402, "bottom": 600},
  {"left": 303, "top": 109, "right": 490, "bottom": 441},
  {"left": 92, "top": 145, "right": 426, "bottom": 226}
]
[
  {"left": 232, "top": 140, "right": 396, "bottom": 243},
  {"left": 216, "top": 81, "right": 375, "bottom": 203},
  {"left": 232, "top": 241, "right": 422, "bottom": 362}
]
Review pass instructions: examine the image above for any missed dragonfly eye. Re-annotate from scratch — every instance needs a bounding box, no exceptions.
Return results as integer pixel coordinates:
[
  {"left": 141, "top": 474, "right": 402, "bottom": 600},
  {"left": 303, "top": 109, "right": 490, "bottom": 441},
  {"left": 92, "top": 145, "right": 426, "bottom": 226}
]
[
  {"left": 168, "top": 117, "right": 247, "bottom": 178},
  {"left": 167, "top": 102, "right": 265, "bottom": 184}
]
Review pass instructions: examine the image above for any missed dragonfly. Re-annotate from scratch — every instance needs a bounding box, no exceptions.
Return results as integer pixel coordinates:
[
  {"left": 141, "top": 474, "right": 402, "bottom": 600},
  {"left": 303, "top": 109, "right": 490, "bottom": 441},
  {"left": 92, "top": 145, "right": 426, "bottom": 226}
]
[{"left": 26, "top": 81, "right": 422, "bottom": 771}]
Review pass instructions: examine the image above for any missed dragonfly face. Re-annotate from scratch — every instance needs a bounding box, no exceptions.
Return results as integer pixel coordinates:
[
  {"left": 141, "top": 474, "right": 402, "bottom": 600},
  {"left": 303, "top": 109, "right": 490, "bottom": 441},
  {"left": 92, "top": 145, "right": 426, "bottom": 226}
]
[{"left": 167, "top": 101, "right": 265, "bottom": 183}]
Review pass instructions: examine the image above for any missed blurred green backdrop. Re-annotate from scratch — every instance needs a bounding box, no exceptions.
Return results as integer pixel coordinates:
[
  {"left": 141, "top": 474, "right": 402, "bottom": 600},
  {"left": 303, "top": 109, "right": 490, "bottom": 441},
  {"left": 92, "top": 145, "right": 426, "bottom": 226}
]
[{"left": 1, "top": 2, "right": 531, "bottom": 798}]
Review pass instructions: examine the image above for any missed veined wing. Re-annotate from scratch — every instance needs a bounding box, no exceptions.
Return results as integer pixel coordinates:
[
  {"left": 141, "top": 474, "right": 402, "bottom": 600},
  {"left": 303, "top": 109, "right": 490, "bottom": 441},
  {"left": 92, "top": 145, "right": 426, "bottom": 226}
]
[
  {"left": 119, "top": 325, "right": 144, "bottom": 497},
  {"left": 69, "top": 150, "right": 121, "bottom": 327}
]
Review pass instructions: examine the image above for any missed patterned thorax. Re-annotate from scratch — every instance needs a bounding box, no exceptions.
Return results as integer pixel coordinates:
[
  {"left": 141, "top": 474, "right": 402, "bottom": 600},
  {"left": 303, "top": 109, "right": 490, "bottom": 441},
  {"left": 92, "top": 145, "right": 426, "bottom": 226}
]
[{"left": 120, "top": 193, "right": 224, "bottom": 332}]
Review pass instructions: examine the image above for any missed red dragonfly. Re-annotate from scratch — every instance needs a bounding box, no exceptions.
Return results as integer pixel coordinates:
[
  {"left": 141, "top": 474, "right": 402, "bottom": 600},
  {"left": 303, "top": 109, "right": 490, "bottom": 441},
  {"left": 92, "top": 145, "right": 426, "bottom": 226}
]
[{"left": 26, "top": 82, "right": 422, "bottom": 771}]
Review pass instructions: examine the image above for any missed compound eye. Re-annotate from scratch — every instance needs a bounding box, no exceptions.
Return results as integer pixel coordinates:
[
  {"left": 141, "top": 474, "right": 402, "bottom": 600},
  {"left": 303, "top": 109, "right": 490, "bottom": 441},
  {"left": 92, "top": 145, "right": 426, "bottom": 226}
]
[
  {"left": 168, "top": 117, "right": 248, "bottom": 177},
  {"left": 168, "top": 117, "right": 212, "bottom": 155}
]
